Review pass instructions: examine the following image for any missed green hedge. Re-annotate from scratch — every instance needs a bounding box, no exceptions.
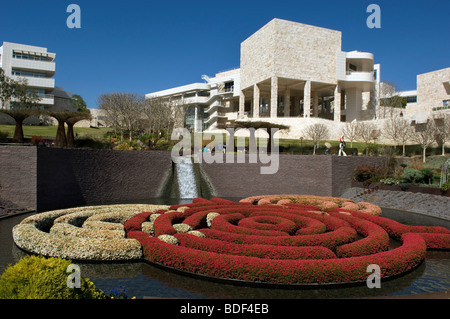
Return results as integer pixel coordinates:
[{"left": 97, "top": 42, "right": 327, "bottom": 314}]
[{"left": 0, "top": 255, "right": 105, "bottom": 299}]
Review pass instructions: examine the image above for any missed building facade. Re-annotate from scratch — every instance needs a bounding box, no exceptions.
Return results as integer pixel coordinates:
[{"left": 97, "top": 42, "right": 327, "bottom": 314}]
[
  {"left": 146, "top": 19, "right": 380, "bottom": 133},
  {"left": 0, "top": 41, "right": 56, "bottom": 109}
]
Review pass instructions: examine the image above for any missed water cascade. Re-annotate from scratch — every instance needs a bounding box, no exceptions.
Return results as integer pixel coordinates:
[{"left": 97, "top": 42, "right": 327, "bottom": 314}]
[{"left": 175, "top": 157, "right": 199, "bottom": 199}]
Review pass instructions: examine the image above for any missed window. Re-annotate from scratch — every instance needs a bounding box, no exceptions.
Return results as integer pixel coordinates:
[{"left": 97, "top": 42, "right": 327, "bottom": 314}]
[
  {"left": 11, "top": 69, "right": 47, "bottom": 78},
  {"left": 224, "top": 82, "right": 234, "bottom": 92},
  {"left": 406, "top": 96, "right": 417, "bottom": 103},
  {"left": 13, "top": 52, "right": 48, "bottom": 62}
]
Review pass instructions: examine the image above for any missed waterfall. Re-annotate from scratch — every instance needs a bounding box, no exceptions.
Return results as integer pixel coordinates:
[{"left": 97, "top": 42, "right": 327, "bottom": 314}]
[{"left": 175, "top": 157, "right": 198, "bottom": 198}]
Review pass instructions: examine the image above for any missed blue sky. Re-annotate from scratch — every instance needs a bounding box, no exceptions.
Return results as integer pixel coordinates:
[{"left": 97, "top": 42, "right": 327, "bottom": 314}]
[{"left": 1, "top": 0, "right": 449, "bottom": 108}]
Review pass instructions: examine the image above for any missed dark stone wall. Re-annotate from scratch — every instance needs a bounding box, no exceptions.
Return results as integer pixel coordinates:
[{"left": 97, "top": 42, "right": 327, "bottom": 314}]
[
  {"left": 1, "top": 146, "right": 386, "bottom": 212},
  {"left": 36, "top": 148, "right": 173, "bottom": 211},
  {"left": 0, "top": 146, "right": 36, "bottom": 210},
  {"left": 200, "top": 154, "right": 386, "bottom": 199},
  {"left": 331, "top": 156, "right": 386, "bottom": 197}
]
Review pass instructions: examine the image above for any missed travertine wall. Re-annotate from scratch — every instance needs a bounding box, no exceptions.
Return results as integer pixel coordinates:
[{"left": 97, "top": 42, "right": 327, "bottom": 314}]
[
  {"left": 417, "top": 67, "right": 450, "bottom": 112},
  {"left": 240, "top": 18, "right": 341, "bottom": 90}
]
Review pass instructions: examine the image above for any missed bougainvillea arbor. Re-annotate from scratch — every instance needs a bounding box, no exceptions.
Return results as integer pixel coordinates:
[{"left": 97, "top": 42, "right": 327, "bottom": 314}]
[{"left": 13, "top": 195, "right": 450, "bottom": 286}]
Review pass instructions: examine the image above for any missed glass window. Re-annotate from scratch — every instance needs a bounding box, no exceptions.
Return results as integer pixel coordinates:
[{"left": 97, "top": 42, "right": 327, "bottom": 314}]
[{"left": 406, "top": 96, "right": 417, "bottom": 103}]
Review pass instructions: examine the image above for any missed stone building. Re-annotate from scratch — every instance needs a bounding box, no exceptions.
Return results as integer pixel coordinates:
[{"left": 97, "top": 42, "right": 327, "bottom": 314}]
[{"left": 146, "top": 18, "right": 380, "bottom": 134}]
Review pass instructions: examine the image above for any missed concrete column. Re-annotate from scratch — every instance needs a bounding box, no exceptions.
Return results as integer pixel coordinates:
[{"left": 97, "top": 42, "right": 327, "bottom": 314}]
[
  {"left": 253, "top": 84, "right": 260, "bottom": 118},
  {"left": 294, "top": 96, "right": 300, "bottom": 116},
  {"left": 346, "top": 87, "right": 362, "bottom": 122},
  {"left": 284, "top": 88, "right": 290, "bottom": 117},
  {"left": 313, "top": 91, "right": 319, "bottom": 117},
  {"left": 239, "top": 90, "right": 245, "bottom": 119},
  {"left": 303, "top": 80, "right": 311, "bottom": 118},
  {"left": 334, "top": 84, "right": 341, "bottom": 122},
  {"left": 194, "top": 106, "right": 199, "bottom": 132},
  {"left": 270, "top": 76, "right": 278, "bottom": 118}
]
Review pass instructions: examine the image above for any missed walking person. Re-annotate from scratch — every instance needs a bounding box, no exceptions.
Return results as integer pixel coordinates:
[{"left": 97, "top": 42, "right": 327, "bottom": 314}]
[{"left": 338, "top": 135, "right": 347, "bottom": 156}]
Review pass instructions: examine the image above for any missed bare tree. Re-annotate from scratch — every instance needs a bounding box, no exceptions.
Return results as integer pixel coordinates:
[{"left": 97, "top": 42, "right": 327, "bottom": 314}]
[
  {"left": 341, "top": 121, "right": 359, "bottom": 148},
  {"left": 412, "top": 119, "right": 437, "bottom": 163},
  {"left": 304, "top": 123, "right": 329, "bottom": 155},
  {"left": 98, "top": 92, "right": 142, "bottom": 142},
  {"left": 434, "top": 114, "right": 450, "bottom": 156},
  {"left": 356, "top": 121, "right": 377, "bottom": 154},
  {"left": 143, "top": 95, "right": 184, "bottom": 142},
  {"left": 383, "top": 115, "right": 414, "bottom": 155},
  {"left": 397, "top": 118, "right": 414, "bottom": 156},
  {"left": 378, "top": 81, "right": 406, "bottom": 119}
]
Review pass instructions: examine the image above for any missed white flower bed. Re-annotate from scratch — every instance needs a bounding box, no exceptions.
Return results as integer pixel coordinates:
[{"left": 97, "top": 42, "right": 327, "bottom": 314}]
[
  {"left": 142, "top": 222, "right": 155, "bottom": 236},
  {"left": 173, "top": 223, "right": 193, "bottom": 233},
  {"left": 13, "top": 204, "right": 170, "bottom": 261},
  {"left": 157, "top": 234, "right": 179, "bottom": 245},
  {"left": 187, "top": 230, "right": 205, "bottom": 238},
  {"left": 206, "top": 212, "right": 220, "bottom": 227}
]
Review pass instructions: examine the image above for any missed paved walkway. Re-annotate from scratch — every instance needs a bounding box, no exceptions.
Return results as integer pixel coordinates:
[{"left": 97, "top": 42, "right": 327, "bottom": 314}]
[{"left": 341, "top": 187, "right": 450, "bottom": 221}]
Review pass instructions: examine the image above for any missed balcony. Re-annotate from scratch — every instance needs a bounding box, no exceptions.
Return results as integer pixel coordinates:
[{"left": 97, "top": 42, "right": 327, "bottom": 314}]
[
  {"left": 11, "top": 75, "right": 55, "bottom": 89},
  {"left": 182, "top": 95, "right": 210, "bottom": 105},
  {"left": 346, "top": 51, "right": 374, "bottom": 61},
  {"left": 345, "top": 71, "right": 375, "bottom": 83},
  {"left": 10, "top": 94, "right": 54, "bottom": 106},
  {"left": 11, "top": 58, "right": 55, "bottom": 75}
]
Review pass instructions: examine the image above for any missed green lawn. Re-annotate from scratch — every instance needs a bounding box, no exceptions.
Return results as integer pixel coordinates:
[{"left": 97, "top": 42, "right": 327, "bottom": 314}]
[{"left": 0, "top": 125, "right": 111, "bottom": 140}]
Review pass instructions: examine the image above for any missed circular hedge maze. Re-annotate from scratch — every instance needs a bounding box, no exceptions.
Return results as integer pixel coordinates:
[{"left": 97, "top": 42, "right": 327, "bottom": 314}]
[{"left": 13, "top": 196, "right": 450, "bottom": 286}]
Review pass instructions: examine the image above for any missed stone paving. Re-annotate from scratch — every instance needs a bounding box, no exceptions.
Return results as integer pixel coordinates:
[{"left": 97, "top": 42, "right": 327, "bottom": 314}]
[{"left": 341, "top": 187, "right": 450, "bottom": 221}]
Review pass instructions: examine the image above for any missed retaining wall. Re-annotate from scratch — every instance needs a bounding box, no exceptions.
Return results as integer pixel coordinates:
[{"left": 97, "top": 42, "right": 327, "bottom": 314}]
[
  {"left": 0, "top": 146, "right": 386, "bottom": 212},
  {"left": 200, "top": 154, "right": 385, "bottom": 198}
]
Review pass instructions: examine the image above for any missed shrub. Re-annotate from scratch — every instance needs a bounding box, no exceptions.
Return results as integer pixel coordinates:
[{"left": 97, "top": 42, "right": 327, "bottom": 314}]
[
  {"left": 155, "top": 138, "right": 169, "bottom": 149},
  {"left": 419, "top": 169, "right": 433, "bottom": 184},
  {"left": 0, "top": 255, "right": 105, "bottom": 299},
  {"left": 441, "top": 181, "right": 450, "bottom": 193},
  {"left": 353, "top": 165, "right": 378, "bottom": 182},
  {"left": 75, "top": 137, "right": 112, "bottom": 149},
  {"left": 0, "top": 130, "right": 8, "bottom": 143},
  {"left": 401, "top": 168, "right": 423, "bottom": 183},
  {"left": 401, "top": 168, "right": 433, "bottom": 184}
]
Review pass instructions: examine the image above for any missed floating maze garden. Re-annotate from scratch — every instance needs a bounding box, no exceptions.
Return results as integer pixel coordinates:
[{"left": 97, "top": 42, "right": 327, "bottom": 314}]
[{"left": 12, "top": 195, "right": 450, "bottom": 286}]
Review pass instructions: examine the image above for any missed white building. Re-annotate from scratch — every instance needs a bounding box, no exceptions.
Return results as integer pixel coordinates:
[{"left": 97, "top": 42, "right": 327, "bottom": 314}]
[
  {"left": 146, "top": 19, "right": 381, "bottom": 134},
  {"left": 0, "top": 41, "right": 56, "bottom": 109}
]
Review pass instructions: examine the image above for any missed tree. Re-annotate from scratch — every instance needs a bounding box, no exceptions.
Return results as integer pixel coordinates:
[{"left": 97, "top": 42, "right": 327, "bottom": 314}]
[
  {"left": 0, "top": 75, "right": 42, "bottom": 142},
  {"left": 341, "top": 121, "right": 359, "bottom": 148},
  {"left": 434, "top": 114, "right": 450, "bottom": 156},
  {"left": 383, "top": 115, "right": 414, "bottom": 155},
  {"left": 378, "top": 81, "right": 406, "bottom": 119},
  {"left": 397, "top": 118, "right": 414, "bottom": 156},
  {"left": 356, "top": 121, "right": 377, "bottom": 155},
  {"left": 304, "top": 123, "right": 329, "bottom": 155},
  {"left": 98, "top": 92, "right": 142, "bottom": 142},
  {"left": 412, "top": 119, "right": 436, "bottom": 163},
  {"left": 72, "top": 94, "right": 88, "bottom": 112},
  {"left": 0, "top": 69, "right": 15, "bottom": 109}
]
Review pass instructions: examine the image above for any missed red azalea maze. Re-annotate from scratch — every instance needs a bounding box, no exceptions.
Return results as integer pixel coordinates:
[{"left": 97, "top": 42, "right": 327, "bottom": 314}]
[{"left": 124, "top": 197, "right": 450, "bottom": 285}]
